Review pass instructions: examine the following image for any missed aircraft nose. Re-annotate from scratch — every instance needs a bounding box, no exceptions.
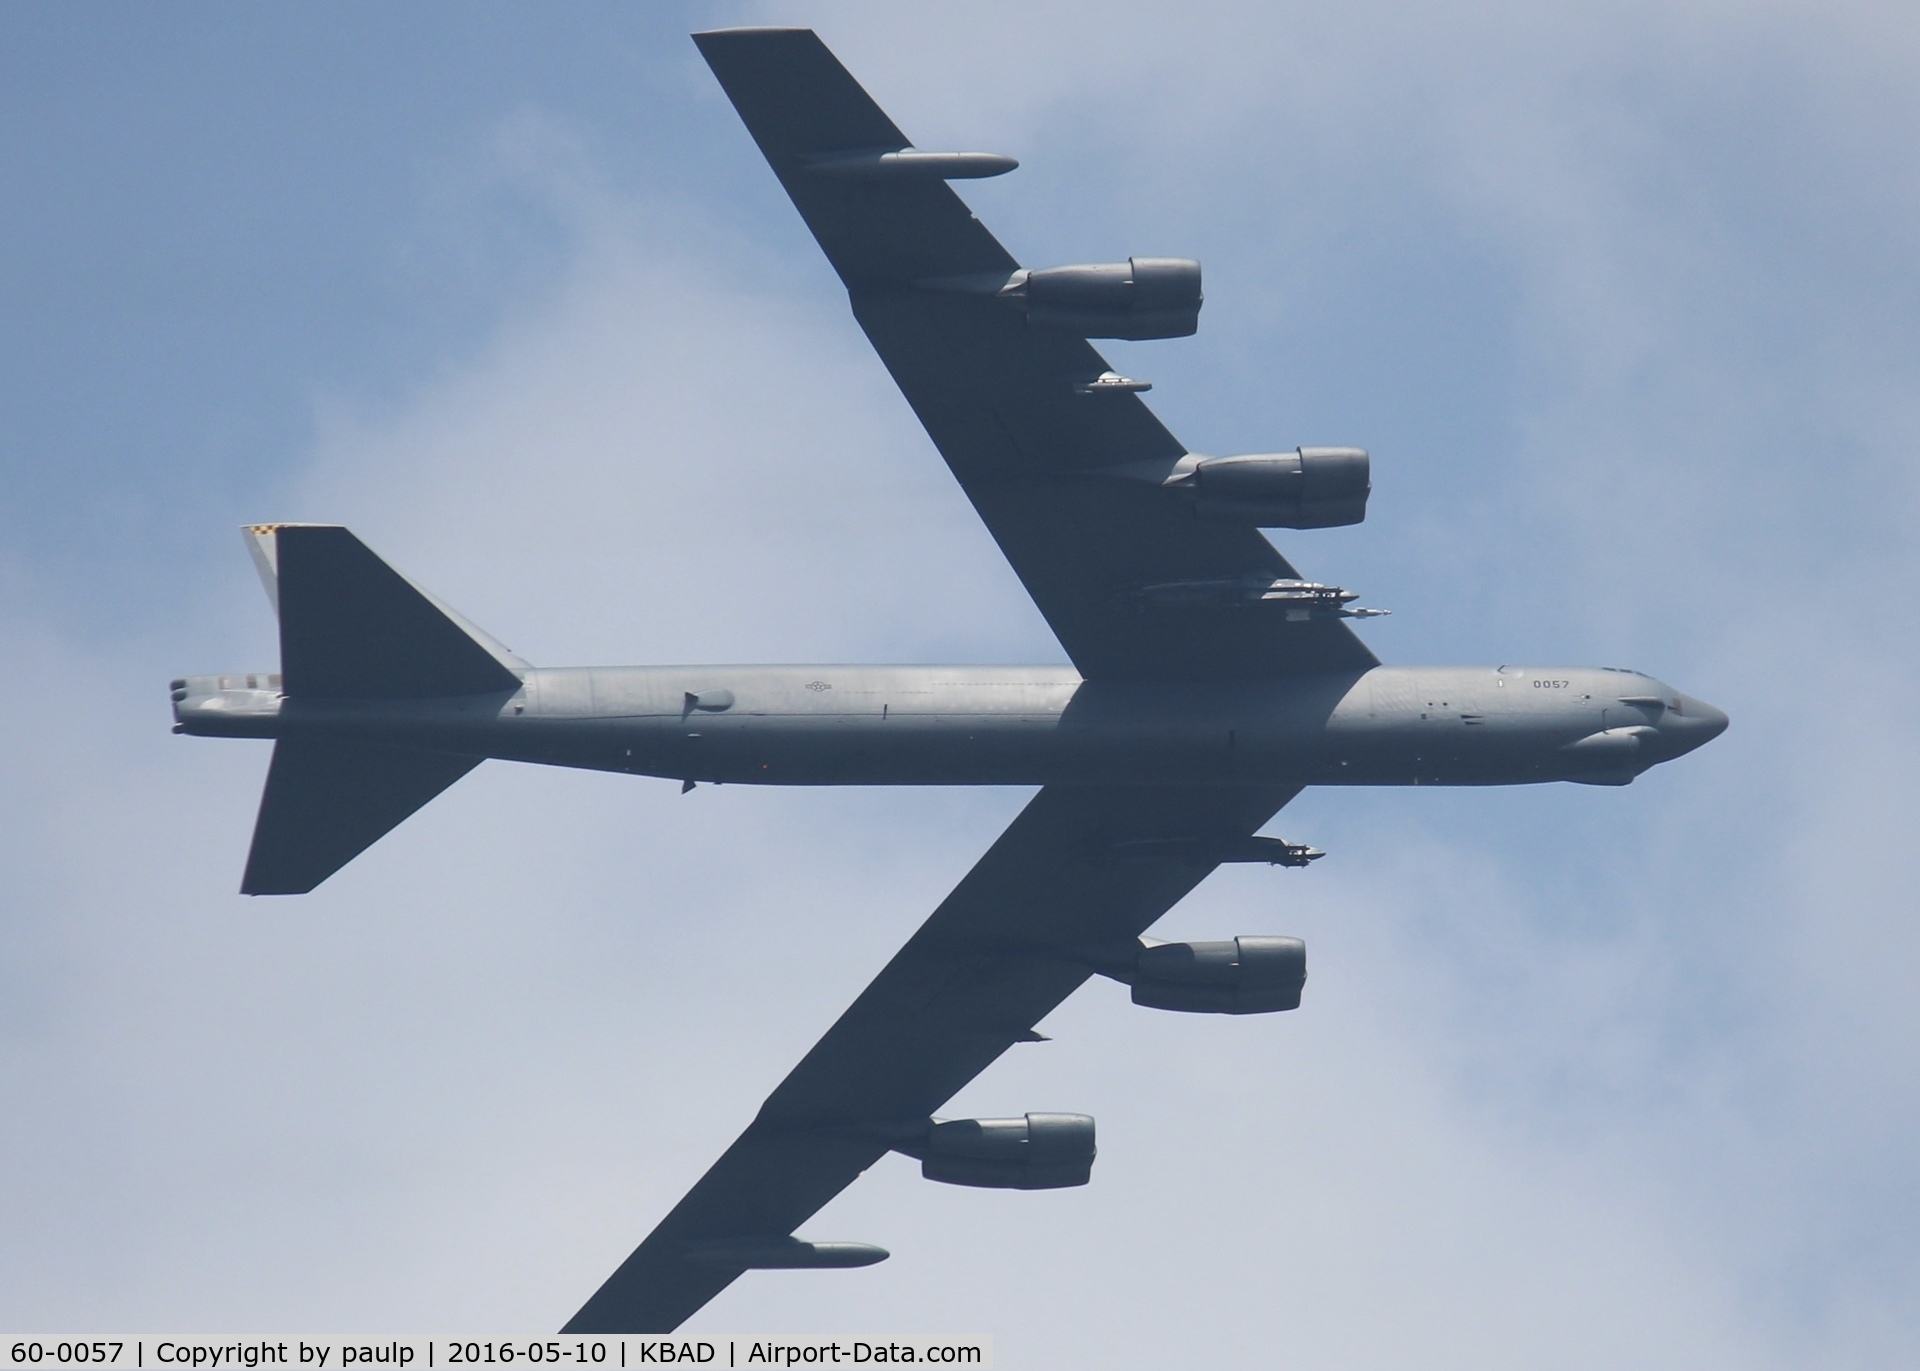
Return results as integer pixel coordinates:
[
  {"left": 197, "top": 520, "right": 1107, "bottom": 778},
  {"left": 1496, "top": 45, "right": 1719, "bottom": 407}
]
[{"left": 1665, "top": 693, "right": 1729, "bottom": 755}]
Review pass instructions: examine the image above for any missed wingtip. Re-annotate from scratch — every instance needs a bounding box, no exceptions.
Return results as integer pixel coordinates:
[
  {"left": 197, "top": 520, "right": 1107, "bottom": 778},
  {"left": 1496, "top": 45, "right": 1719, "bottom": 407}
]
[{"left": 691, "top": 26, "right": 817, "bottom": 42}]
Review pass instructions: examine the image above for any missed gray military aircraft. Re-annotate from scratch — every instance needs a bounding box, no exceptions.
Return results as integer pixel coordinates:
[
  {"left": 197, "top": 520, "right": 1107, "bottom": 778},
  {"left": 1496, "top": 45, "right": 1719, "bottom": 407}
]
[{"left": 171, "top": 28, "right": 1727, "bottom": 1333}]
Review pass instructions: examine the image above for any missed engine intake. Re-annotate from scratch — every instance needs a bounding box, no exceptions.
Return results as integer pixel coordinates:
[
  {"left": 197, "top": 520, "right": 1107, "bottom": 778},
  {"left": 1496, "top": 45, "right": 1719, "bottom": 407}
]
[
  {"left": 898, "top": 1112, "right": 1096, "bottom": 1190},
  {"left": 1180, "top": 448, "right": 1370, "bottom": 528},
  {"left": 1011, "top": 257, "right": 1202, "bottom": 339},
  {"left": 1103, "top": 936, "right": 1307, "bottom": 1014}
]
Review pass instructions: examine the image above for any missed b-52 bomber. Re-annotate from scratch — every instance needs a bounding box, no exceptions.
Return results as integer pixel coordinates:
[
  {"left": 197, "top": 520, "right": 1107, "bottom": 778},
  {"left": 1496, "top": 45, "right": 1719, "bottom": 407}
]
[{"left": 171, "top": 28, "right": 1727, "bottom": 1333}]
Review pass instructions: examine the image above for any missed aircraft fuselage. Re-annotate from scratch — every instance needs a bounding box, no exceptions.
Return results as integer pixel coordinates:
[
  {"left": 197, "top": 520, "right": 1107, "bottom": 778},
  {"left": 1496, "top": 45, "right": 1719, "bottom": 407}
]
[{"left": 174, "top": 663, "right": 1727, "bottom": 789}]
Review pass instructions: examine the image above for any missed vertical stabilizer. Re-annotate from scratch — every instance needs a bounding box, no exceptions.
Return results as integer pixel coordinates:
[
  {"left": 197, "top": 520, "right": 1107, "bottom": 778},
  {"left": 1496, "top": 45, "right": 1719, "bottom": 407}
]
[
  {"left": 242, "top": 521, "right": 293, "bottom": 612},
  {"left": 245, "top": 523, "right": 526, "bottom": 699},
  {"left": 233, "top": 524, "right": 527, "bottom": 893},
  {"left": 242, "top": 740, "right": 481, "bottom": 894}
]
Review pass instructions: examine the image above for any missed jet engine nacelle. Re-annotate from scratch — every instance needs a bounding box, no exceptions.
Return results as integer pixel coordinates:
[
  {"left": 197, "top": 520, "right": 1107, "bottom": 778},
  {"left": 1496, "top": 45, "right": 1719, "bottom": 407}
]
[
  {"left": 901, "top": 1112, "right": 1097, "bottom": 1190},
  {"left": 1013, "top": 257, "right": 1202, "bottom": 339},
  {"left": 1184, "top": 448, "right": 1370, "bottom": 529},
  {"left": 1117, "top": 936, "right": 1307, "bottom": 1014}
]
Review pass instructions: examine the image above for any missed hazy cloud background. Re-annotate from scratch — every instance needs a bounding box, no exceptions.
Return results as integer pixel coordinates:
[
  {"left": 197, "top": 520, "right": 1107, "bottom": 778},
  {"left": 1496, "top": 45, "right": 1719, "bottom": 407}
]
[{"left": 3, "top": 2, "right": 1916, "bottom": 1364}]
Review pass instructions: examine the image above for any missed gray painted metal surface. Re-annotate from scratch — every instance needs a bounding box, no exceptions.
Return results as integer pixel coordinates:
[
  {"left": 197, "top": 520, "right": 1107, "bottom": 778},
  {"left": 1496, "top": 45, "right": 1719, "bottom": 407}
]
[
  {"left": 170, "top": 26, "right": 1728, "bottom": 1335},
  {"left": 178, "top": 657, "right": 1723, "bottom": 793}
]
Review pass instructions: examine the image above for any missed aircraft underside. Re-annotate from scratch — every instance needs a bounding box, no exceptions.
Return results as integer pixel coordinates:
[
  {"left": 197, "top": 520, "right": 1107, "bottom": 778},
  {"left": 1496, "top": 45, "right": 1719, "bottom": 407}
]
[
  {"left": 168, "top": 27, "right": 1727, "bottom": 1334},
  {"left": 174, "top": 660, "right": 1723, "bottom": 790}
]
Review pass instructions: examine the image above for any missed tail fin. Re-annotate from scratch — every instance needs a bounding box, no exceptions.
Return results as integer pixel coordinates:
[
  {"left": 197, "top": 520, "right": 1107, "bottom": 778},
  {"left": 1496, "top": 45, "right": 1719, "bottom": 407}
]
[
  {"left": 241, "top": 740, "right": 481, "bottom": 894},
  {"left": 243, "top": 523, "right": 525, "bottom": 699},
  {"left": 237, "top": 524, "right": 525, "bottom": 894}
]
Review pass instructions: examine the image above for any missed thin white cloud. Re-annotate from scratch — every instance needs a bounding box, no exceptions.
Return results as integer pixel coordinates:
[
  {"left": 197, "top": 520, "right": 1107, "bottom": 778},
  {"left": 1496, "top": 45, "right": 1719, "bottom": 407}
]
[{"left": 3, "top": 5, "right": 1917, "bottom": 1365}]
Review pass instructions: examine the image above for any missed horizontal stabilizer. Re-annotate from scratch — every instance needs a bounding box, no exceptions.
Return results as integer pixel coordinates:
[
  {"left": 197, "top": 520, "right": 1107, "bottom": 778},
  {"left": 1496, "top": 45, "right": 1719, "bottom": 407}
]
[
  {"left": 248, "top": 524, "right": 523, "bottom": 700},
  {"left": 241, "top": 739, "right": 480, "bottom": 895}
]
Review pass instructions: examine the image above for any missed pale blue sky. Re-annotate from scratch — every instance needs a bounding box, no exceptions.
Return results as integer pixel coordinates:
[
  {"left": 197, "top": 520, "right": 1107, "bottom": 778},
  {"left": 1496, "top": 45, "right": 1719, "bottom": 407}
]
[{"left": 3, "top": 4, "right": 1917, "bottom": 1365}]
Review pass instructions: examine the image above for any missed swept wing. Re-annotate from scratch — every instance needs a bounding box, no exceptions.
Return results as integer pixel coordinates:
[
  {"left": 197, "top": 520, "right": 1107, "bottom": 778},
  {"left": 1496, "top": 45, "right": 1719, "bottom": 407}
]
[
  {"left": 693, "top": 26, "right": 1376, "bottom": 681},
  {"left": 565, "top": 29, "right": 1345, "bottom": 1330},
  {"left": 564, "top": 783, "right": 1298, "bottom": 1332}
]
